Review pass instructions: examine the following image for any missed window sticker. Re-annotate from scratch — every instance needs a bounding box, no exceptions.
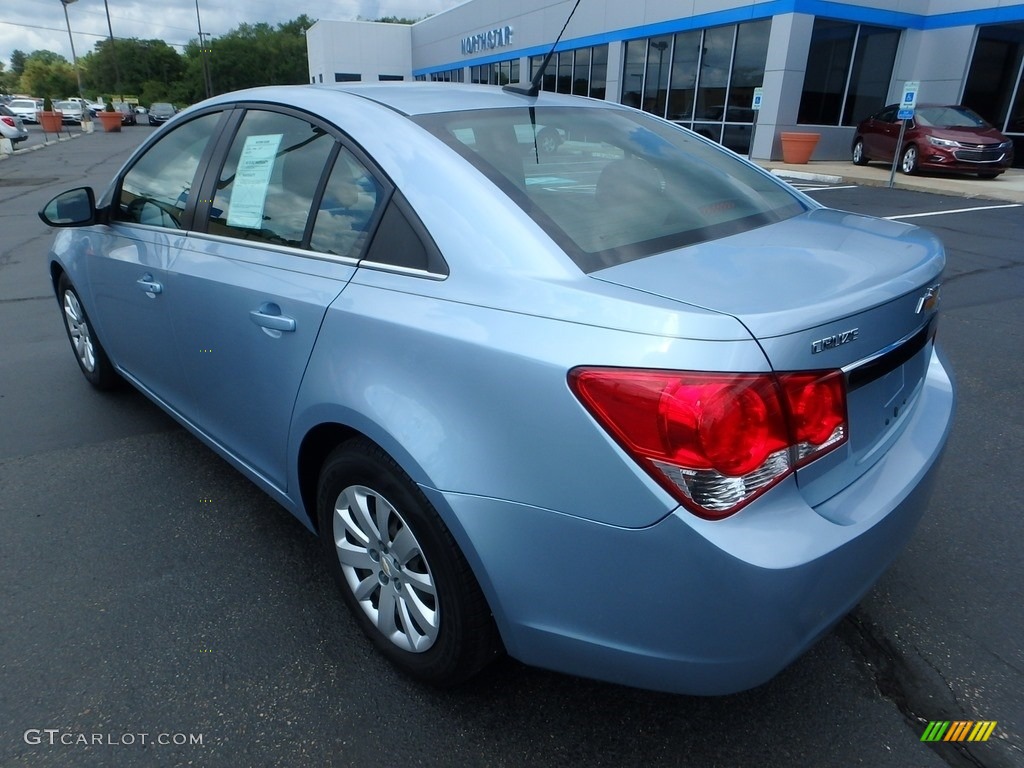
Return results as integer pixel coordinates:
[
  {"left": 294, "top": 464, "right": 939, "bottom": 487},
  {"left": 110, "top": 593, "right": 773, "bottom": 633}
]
[{"left": 226, "top": 133, "right": 283, "bottom": 229}]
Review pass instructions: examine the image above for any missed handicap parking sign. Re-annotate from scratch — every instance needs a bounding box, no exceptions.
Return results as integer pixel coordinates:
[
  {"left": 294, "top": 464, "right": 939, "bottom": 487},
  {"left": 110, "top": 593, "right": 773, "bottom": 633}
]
[{"left": 899, "top": 81, "right": 919, "bottom": 120}]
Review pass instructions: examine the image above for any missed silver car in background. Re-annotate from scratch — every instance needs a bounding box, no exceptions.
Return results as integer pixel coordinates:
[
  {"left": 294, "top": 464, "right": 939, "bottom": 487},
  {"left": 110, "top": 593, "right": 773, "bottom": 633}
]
[
  {"left": 0, "top": 104, "right": 29, "bottom": 144},
  {"left": 8, "top": 98, "right": 41, "bottom": 124},
  {"left": 39, "top": 84, "right": 955, "bottom": 695}
]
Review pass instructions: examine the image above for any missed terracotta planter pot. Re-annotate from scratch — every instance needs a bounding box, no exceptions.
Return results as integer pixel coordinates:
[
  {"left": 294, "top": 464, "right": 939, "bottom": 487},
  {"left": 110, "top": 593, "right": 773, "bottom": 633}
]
[
  {"left": 98, "top": 112, "right": 122, "bottom": 132},
  {"left": 38, "top": 111, "right": 64, "bottom": 134},
  {"left": 780, "top": 132, "right": 820, "bottom": 164}
]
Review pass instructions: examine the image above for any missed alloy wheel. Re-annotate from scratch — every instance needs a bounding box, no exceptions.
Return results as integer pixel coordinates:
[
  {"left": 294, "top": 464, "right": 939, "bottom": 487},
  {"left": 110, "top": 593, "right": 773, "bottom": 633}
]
[{"left": 332, "top": 484, "right": 439, "bottom": 653}]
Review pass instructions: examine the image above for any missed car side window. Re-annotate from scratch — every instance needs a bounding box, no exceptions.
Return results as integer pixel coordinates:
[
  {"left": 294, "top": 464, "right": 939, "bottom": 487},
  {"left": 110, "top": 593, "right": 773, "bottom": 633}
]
[
  {"left": 114, "top": 112, "right": 222, "bottom": 229},
  {"left": 207, "top": 110, "right": 334, "bottom": 248},
  {"left": 309, "top": 147, "right": 385, "bottom": 260},
  {"left": 877, "top": 106, "right": 898, "bottom": 123}
]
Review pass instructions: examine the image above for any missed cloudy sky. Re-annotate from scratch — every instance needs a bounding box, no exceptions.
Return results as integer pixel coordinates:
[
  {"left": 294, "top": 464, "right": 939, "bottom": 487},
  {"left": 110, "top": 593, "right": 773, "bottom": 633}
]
[{"left": 1, "top": 0, "right": 464, "bottom": 70}]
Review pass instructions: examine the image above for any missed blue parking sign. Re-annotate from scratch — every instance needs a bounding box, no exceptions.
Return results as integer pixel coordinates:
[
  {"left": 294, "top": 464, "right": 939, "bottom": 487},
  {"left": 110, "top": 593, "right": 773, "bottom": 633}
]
[{"left": 899, "top": 80, "right": 919, "bottom": 120}]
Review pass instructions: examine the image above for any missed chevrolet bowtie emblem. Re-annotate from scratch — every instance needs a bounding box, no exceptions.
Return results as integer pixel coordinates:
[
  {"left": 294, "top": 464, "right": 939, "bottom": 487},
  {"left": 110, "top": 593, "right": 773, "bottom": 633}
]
[{"left": 916, "top": 284, "right": 941, "bottom": 314}]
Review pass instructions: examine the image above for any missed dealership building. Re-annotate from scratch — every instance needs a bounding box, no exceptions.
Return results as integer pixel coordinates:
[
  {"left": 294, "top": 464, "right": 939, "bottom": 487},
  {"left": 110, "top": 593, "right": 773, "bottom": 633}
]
[{"left": 306, "top": 0, "right": 1024, "bottom": 165}]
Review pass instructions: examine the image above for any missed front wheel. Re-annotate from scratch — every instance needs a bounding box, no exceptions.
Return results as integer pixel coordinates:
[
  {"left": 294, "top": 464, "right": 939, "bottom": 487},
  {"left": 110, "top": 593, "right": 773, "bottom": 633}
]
[
  {"left": 58, "top": 273, "right": 120, "bottom": 390},
  {"left": 317, "top": 438, "right": 500, "bottom": 686},
  {"left": 851, "top": 138, "right": 869, "bottom": 166},
  {"left": 900, "top": 144, "right": 919, "bottom": 175}
]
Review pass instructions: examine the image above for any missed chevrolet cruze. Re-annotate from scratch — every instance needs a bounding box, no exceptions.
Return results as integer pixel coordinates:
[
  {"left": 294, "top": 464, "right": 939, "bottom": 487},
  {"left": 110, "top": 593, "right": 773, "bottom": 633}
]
[{"left": 40, "top": 84, "right": 955, "bottom": 694}]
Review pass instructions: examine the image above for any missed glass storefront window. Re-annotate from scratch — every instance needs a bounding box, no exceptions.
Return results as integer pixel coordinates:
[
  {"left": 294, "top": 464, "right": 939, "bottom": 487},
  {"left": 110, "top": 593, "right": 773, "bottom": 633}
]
[
  {"left": 667, "top": 30, "right": 701, "bottom": 121},
  {"left": 798, "top": 20, "right": 900, "bottom": 126},
  {"left": 843, "top": 26, "right": 900, "bottom": 125},
  {"left": 727, "top": 20, "right": 770, "bottom": 120},
  {"left": 964, "top": 23, "right": 1024, "bottom": 132},
  {"left": 529, "top": 45, "right": 609, "bottom": 99},
  {"left": 622, "top": 39, "right": 646, "bottom": 109},
  {"left": 623, "top": 21, "right": 768, "bottom": 154},
  {"left": 470, "top": 59, "right": 520, "bottom": 85},
  {"left": 573, "top": 48, "right": 591, "bottom": 95},
  {"left": 644, "top": 36, "right": 672, "bottom": 116},
  {"left": 590, "top": 45, "right": 608, "bottom": 99},
  {"left": 694, "top": 26, "right": 734, "bottom": 122}
]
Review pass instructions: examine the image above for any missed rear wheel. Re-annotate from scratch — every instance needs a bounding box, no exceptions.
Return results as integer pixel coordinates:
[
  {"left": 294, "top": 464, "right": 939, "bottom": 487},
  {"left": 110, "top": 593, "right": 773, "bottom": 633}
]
[
  {"left": 58, "top": 273, "right": 119, "bottom": 390},
  {"left": 900, "top": 144, "right": 919, "bottom": 175},
  {"left": 851, "top": 138, "right": 869, "bottom": 166},
  {"left": 317, "top": 438, "right": 500, "bottom": 686}
]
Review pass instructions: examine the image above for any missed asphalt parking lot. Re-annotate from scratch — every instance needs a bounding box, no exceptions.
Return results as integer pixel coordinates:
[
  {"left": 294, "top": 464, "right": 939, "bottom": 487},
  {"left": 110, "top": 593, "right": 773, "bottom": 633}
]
[{"left": 1, "top": 129, "right": 1021, "bottom": 768}]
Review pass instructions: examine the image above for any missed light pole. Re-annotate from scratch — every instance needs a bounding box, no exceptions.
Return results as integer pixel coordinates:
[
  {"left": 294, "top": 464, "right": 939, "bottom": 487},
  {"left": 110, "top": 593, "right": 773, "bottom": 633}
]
[
  {"left": 102, "top": 0, "right": 122, "bottom": 99},
  {"left": 651, "top": 41, "right": 668, "bottom": 117},
  {"left": 60, "top": 0, "right": 83, "bottom": 97}
]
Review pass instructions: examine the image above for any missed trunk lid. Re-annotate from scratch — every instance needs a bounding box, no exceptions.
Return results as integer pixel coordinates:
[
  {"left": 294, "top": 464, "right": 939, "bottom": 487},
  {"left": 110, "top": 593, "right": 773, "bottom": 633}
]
[{"left": 591, "top": 209, "right": 945, "bottom": 519}]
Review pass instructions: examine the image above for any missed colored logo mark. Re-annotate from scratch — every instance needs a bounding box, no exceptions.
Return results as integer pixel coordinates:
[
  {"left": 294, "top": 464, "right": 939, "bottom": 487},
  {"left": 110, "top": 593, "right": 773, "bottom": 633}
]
[{"left": 921, "top": 721, "right": 997, "bottom": 742}]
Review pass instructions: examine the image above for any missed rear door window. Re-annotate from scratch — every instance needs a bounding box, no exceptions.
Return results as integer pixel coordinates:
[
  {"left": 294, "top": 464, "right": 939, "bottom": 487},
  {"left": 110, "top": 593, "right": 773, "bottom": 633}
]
[{"left": 206, "top": 110, "right": 334, "bottom": 248}]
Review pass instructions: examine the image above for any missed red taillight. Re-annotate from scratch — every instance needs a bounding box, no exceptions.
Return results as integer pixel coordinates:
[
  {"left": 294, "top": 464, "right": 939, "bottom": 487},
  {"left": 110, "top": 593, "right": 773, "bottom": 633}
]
[
  {"left": 569, "top": 368, "right": 848, "bottom": 519},
  {"left": 1, "top": 116, "right": 15, "bottom": 127}
]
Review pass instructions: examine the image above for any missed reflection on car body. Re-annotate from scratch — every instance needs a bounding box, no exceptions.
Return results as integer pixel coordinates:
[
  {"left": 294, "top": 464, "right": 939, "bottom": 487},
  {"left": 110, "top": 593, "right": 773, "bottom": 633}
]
[{"left": 39, "top": 83, "right": 955, "bottom": 696}]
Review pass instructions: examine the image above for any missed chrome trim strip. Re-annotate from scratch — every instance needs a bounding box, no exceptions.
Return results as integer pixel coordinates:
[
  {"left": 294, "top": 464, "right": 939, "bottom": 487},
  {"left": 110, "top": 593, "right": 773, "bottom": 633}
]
[
  {"left": 842, "top": 320, "right": 931, "bottom": 375},
  {"left": 355, "top": 259, "right": 448, "bottom": 280},
  {"left": 183, "top": 230, "right": 362, "bottom": 267}
]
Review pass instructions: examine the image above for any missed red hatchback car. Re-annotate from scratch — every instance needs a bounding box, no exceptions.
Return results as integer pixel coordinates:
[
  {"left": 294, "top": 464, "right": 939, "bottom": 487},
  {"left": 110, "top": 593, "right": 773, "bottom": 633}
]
[{"left": 851, "top": 104, "right": 1014, "bottom": 179}]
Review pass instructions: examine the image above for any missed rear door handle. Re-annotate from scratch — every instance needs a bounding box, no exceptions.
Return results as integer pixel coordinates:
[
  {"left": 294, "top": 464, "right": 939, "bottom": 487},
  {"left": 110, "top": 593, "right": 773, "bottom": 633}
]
[
  {"left": 250, "top": 303, "right": 296, "bottom": 334},
  {"left": 136, "top": 274, "right": 162, "bottom": 296}
]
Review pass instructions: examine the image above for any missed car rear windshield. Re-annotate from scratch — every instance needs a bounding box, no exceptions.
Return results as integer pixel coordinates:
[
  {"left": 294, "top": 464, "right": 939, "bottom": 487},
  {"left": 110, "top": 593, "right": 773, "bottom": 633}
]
[{"left": 415, "top": 106, "right": 806, "bottom": 272}]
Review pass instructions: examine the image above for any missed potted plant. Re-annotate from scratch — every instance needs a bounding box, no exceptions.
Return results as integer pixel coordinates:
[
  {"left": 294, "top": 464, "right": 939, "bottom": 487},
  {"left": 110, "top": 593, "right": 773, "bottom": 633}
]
[
  {"left": 97, "top": 101, "right": 122, "bottom": 133},
  {"left": 38, "top": 97, "right": 64, "bottom": 134},
  {"left": 779, "top": 131, "right": 821, "bottom": 164}
]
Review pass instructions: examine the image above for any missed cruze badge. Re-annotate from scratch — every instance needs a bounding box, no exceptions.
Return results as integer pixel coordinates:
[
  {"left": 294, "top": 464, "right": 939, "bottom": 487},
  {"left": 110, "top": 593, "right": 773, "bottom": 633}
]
[
  {"left": 811, "top": 328, "right": 859, "bottom": 354},
  {"left": 915, "top": 284, "right": 941, "bottom": 314}
]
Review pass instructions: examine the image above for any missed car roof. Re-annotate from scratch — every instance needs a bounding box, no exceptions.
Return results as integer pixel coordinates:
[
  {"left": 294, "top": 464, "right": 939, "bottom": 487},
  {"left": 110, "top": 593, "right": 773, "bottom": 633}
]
[{"left": 200, "top": 83, "right": 624, "bottom": 118}]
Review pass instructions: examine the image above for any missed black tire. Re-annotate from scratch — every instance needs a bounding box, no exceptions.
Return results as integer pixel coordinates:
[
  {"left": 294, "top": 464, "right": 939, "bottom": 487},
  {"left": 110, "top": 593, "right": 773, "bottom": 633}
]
[
  {"left": 57, "top": 273, "right": 120, "bottom": 390},
  {"left": 317, "top": 438, "right": 500, "bottom": 686},
  {"left": 900, "top": 144, "right": 919, "bottom": 175},
  {"left": 851, "top": 138, "right": 869, "bottom": 166}
]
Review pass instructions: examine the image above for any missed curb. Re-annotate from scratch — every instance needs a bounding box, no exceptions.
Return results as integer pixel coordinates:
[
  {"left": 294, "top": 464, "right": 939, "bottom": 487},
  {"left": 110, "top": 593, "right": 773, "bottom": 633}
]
[
  {"left": 769, "top": 168, "right": 845, "bottom": 184},
  {"left": 0, "top": 132, "right": 81, "bottom": 161}
]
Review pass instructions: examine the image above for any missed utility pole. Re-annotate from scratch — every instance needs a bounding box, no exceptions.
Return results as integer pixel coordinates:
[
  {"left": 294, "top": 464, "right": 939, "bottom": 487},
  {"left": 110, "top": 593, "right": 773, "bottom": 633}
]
[{"left": 196, "top": 0, "right": 213, "bottom": 98}]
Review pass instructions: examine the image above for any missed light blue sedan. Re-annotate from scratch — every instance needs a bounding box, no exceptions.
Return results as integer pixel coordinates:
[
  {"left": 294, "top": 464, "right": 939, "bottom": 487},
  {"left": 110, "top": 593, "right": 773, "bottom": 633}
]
[{"left": 39, "top": 83, "right": 955, "bottom": 695}]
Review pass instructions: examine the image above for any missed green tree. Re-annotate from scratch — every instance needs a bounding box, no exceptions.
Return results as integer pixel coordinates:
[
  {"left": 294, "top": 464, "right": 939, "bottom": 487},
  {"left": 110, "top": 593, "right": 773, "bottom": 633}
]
[
  {"left": 20, "top": 56, "right": 77, "bottom": 100},
  {"left": 370, "top": 16, "right": 423, "bottom": 24},
  {"left": 81, "top": 38, "right": 184, "bottom": 100},
  {"left": 190, "top": 14, "right": 315, "bottom": 98},
  {"left": 10, "top": 50, "right": 28, "bottom": 76},
  {"left": 0, "top": 61, "right": 19, "bottom": 94}
]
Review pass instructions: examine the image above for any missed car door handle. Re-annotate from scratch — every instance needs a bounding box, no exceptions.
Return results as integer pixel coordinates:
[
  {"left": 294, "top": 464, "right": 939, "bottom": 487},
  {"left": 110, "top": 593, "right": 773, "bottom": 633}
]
[
  {"left": 250, "top": 304, "right": 296, "bottom": 333},
  {"left": 136, "top": 274, "right": 162, "bottom": 296}
]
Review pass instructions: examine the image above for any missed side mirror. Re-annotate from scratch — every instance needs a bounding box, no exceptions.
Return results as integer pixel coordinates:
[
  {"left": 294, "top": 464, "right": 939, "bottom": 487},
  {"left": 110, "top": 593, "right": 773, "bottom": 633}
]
[{"left": 38, "top": 187, "right": 97, "bottom": 227}]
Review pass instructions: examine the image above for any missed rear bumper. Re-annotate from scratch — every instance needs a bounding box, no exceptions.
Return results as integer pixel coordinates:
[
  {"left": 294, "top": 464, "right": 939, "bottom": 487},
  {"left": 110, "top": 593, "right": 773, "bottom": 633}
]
[{"left": 430, "top": 349, "right": 955, "bottom": 695}]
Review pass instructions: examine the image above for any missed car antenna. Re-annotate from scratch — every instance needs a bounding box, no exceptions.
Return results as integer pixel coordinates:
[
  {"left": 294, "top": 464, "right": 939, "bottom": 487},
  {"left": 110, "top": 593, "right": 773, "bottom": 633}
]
[{"left": 503, "top": 0, "right": 582, "bottom": 98}]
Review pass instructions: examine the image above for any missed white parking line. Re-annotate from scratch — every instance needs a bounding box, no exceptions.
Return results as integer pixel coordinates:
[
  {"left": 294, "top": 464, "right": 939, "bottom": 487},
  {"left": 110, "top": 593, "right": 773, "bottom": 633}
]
[
  {"left": 797, "top": 184, "right": 859, "bottom": 192},
  {"left": 885, "top": 203, "right": 1023, "bottom": 220}
]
